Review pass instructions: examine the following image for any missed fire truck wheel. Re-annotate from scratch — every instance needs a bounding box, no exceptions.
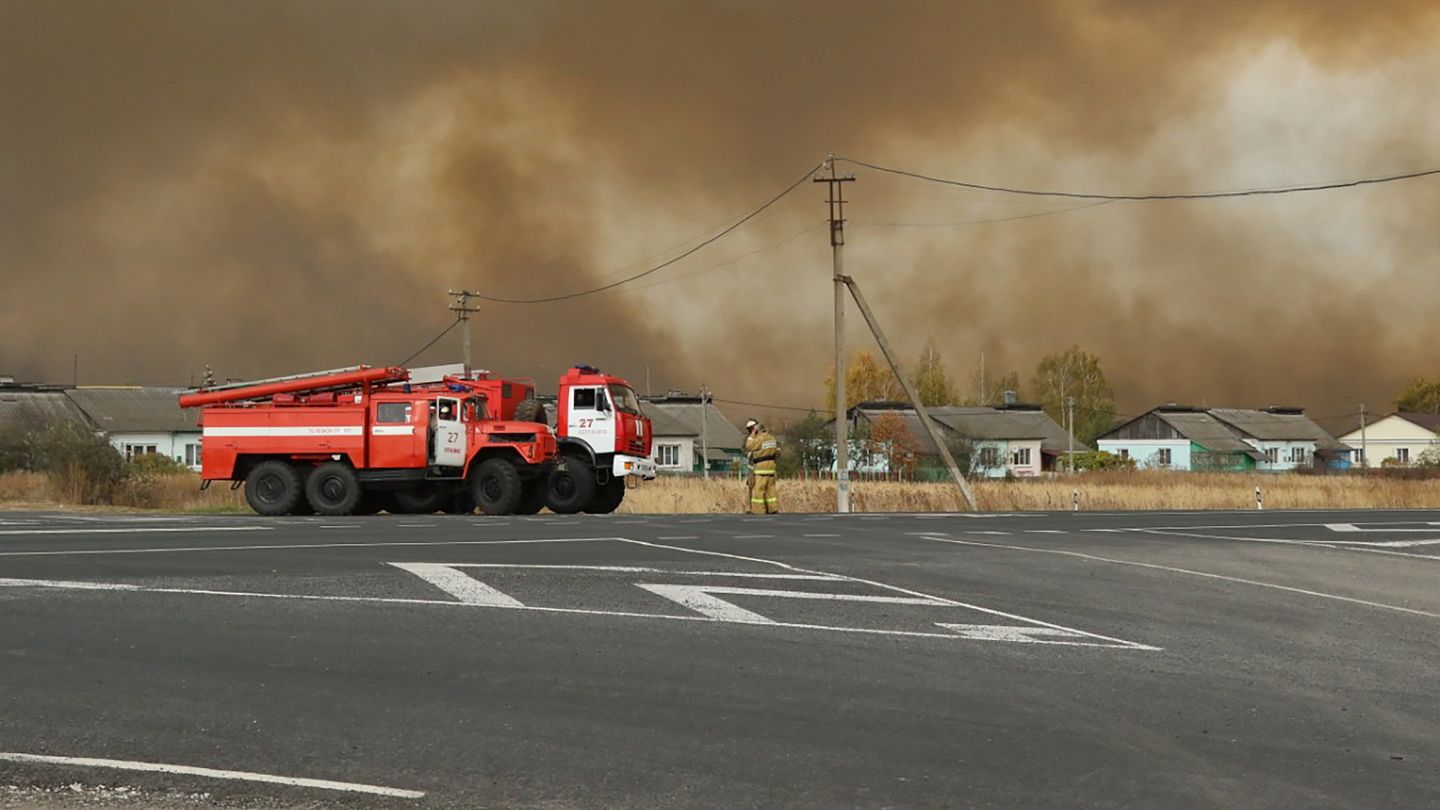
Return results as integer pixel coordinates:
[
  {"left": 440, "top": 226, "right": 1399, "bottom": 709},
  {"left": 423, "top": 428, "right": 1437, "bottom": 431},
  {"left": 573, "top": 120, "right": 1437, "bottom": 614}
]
[
  {"left": 514, "top": 398, "right": 545, "bottom": 423},
  {"left": 244, "top": 461, "right": 304, "bottom": 516},
  {"left": 545, "top": 455, "right": 596, "bottom": 515},
  {"left": 584, "top": 478, "right": 626, "bottom": 514},
  {"left": 305, "top": 461, "right": 363, "bottom": 516},
  {"left": 515, "top": 476, "right": 547, "bottom": 515},
  {"left": 471, "top": 458, "right": 523, "bottom": 515}
]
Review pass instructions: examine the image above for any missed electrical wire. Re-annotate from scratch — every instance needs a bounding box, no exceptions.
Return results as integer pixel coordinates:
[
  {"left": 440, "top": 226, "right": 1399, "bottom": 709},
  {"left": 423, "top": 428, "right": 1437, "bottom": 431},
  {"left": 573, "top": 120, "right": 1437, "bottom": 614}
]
[
  {"left": 468, "top": 161, "right": 824, "bottom": 304},
  {"left": 398, "top": 317, "right": 460, "bottom": 366},
  {"left": 712, "top": 397, "right": 833, "bottom": 414},
  {"left": 838, "top": 156, "right": 1440, "bottom": 201},
  {"left": 585, "top": 221, "right": 828, "bottom": 298},
  {"left": 852, "top": 200, "right": 1112, "bottom": 228}
]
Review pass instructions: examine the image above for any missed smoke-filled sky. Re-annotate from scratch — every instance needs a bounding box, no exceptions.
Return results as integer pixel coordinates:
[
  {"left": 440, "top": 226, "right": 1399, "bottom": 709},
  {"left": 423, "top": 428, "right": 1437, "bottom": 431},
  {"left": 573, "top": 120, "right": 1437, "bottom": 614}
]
[{"left": 3, "top": 1, "right": 1438, "bottom": 419}]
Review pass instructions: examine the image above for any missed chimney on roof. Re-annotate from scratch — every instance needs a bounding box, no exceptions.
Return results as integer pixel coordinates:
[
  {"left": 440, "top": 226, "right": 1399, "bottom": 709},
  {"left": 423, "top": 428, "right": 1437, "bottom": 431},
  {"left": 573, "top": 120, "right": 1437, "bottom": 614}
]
[{"left": 1002, "top": 390, "right": 1017, "bottom": 406}]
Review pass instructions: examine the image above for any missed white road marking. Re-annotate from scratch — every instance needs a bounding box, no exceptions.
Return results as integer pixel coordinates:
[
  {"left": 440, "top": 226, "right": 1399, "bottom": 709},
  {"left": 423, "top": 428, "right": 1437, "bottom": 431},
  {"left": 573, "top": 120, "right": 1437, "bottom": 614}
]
[
  {"left": 0, "top": 536, "right": 619, "bottom": 558},
  {"left": 1321, "top": 538, "right": 1440, "bottom": 548},
  {"left": 969, "top": 531, "right": 1010, "bottom": 536},
  {"left": 1024, "top": 530, "right": 1066, "bottom": 535},
  {"left": 0, "top": 752, "right": 424, "bottom": 799},
  {"left": 320, "top": 525, "right": 356, "bottom": 530},
  {"left": 619, "top": 537, "right": 1156, "bottom": 649},
  {"left": 1082, "top": 528, "right": 1123, "bottom": 533},
  {"left": 921, "top": 534, "right": 1440, "bottom": 620},
  {"left": 936, "top": 624, "right": 1125, "bottom": 646},
  {"left": 803, "top": 533, "right": 841, "bottom": 538},
  {"left": 0, "top": 526, "right": 269, "bottom": 536},
  {"left": 1324, "top": 523, "right": 1440, "bottom": 533},
  {"left": 0, "top": 578, "right": 140, "bottom": 591},
  {"left": 389, "top": 563, "right": 525, "bottom": 607},
  {"left": 637, "top": 583, "right": 950, "bottom": 623},
  {"left": 419, "top": 563, "right": 843, "bottom": 580},
  {"left": 656, "top": 535, "right": 699, "bottom": 540},
  {"left": 396, "top": 523, "right": 437, "bottom": 528},
  {"left": 732, "top": 534, "right": 773, "bottom": 539}
]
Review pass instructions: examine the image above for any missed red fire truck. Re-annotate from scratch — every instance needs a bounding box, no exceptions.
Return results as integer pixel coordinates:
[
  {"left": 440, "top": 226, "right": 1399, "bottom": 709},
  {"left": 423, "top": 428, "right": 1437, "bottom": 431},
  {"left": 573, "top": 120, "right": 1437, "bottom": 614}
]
[
  {"left": 442, "top": 365, "right": 656, "bottom": 514},
  {"left": 179, "top": 366, "right": 558, "bottom": 516}
]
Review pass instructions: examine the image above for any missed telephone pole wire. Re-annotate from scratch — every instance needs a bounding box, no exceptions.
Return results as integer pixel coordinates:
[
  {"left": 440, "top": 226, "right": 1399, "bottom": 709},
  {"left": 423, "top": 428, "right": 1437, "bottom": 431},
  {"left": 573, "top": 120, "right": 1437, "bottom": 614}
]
[
  {"left": 447, "top": 290, "right": 482, "bottom": 373},
  {"left": 815, "top": 155, "right": 855, "bottom": 513}
]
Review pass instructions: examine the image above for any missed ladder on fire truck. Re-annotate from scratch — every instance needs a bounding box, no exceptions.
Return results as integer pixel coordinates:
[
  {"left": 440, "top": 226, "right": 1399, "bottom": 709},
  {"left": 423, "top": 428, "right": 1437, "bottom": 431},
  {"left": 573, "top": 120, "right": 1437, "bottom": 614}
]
[{"left": 178, "top": 365, "right": 409, "bottom": 408}]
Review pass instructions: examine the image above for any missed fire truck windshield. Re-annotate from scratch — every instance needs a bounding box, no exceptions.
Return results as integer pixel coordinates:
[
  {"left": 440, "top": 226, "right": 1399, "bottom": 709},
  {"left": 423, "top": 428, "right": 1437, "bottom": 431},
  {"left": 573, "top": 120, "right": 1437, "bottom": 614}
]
[{"left": 608, "top": 385, "right": 641, "bottom": 415}]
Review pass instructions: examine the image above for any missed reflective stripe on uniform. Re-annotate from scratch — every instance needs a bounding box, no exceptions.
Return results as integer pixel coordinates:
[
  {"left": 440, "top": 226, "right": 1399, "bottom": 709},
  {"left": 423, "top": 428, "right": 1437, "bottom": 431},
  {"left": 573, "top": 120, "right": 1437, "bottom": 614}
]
[{"left": 753, "top": 469, "right": 776, "bottom": 475}]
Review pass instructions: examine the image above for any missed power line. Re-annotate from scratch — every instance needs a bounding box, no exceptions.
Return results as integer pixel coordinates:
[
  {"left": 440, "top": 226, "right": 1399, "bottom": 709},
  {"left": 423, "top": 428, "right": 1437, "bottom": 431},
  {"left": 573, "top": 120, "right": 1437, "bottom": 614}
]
[
  {"left": 852, "top": 200, "right": 1112, "bottom": 228},
  {"left": 398, "top": 317, "right": 460, "bottom": 366},
  {"left": 712, "top": 397, "right": 833, "bottom": 414},
  {"left": 467, "top": 161, "right": 824, "bottom": 304},
  {"left": 838, "top": 157, "right": 1440, "bottom": 201}
]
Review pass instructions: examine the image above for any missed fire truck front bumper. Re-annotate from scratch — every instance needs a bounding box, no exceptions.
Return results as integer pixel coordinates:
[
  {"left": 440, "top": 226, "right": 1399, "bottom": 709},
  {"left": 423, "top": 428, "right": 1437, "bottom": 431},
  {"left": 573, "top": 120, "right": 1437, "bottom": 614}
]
[{"left": 613, "top": 454, "right": 657, "bottom": 481}]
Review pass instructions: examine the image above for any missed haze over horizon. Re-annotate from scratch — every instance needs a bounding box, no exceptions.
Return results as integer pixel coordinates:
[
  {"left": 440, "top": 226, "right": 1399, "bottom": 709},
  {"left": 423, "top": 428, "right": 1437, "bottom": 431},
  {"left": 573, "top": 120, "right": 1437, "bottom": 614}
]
[{"left": 4, "top": 1, "right": 1439, "bottom": 418}]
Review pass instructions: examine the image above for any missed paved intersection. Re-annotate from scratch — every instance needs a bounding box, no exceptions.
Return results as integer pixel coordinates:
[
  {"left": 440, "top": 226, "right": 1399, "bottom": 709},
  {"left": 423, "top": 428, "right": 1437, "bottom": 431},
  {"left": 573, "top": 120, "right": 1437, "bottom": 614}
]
[{"left": 1, "top": 508, "right": 1437, "bottom": 808}]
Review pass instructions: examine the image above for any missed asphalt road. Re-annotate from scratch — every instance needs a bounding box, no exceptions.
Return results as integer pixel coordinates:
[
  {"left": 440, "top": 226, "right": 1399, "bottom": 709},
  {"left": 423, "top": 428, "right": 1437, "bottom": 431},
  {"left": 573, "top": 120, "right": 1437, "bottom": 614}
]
[{"left": 2, "top": 507, "right": 1438, "bottom": 808}]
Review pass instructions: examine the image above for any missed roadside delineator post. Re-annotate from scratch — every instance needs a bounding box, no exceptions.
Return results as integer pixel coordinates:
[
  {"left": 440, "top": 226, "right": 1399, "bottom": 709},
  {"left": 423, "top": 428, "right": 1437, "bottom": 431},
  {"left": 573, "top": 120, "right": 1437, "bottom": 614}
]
[
  {"left": 1072, "top": 490, "right": 1079, "bottom": 512},
  {"left": 1255, "top": 485, "right": 1263, "bottom": 511}
]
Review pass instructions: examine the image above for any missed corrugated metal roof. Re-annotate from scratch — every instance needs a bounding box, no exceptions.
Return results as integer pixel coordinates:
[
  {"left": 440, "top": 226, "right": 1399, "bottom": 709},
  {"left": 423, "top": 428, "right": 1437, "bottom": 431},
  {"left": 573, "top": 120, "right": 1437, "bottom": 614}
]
[
  {"left": 0, "top": 390, "right": 88, "bottom": 428},
  {"left": 1155, "top": 411, "right": 1262, "bottom": 457},
  {"left": 1208, "top": 408, "right": 1344, "bottom": 450},
  {"left": 640, "top": 400, "right": 745, "bottom": 449},
  {"left": 857, "top": 406, "right": 1088, "bottom": 454},
  {"left": 65, "top": 387, "right": 199, "bottom": 434}
]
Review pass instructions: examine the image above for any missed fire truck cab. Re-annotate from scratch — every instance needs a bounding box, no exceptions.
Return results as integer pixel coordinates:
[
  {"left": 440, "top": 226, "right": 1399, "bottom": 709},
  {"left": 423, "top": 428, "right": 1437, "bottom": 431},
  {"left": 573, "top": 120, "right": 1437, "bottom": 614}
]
[
  {"left": 544, "top": 365, "right": 656, "bottom": 514},
  {"left": 181, "top": 366, "right": 557, "bottom": 517}
]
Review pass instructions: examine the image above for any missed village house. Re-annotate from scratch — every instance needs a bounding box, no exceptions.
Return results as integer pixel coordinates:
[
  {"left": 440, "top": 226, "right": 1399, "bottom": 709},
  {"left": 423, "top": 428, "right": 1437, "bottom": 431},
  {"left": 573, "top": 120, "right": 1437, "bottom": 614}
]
[
  {"left": 1336, "top": 412, "right": 1440, "bottom": 467},
  {"left": 0, "top": 378, "right": 202, "bottom": 470},
  {"left": 1097, "top": 405, "right": 1348, "bottom": 471},
  {"left": 640, "top": 391, "right": 746, "bottom": 475},
  {"left": 836, "top": 401, "right": 1084, "bottom": 478}
]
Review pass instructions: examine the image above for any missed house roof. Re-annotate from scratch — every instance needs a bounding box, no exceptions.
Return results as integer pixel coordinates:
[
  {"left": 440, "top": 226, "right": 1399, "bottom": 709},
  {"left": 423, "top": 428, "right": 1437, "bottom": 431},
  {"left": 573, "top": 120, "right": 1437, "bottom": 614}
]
[
  {"left": 1396, "top": 411, "right": 1440, "bottom": 432},
  {"left": 1208, "top": 408, "right": 1345, "bottom": 450},
  {"left": 0, "top": 389, "right": 88, "bottom": 428},
  {"left": 640, "top": 399, "right": 745, "bottom": 449},
  {"left": 853, "top": 405, "right": 1088, "bottom": 454},
  {"left": 65, "top": 387, "right": 199, "bottom": 434},
  {"left": 1154, "top": 411, "right": 1264, "bottom": 458}
]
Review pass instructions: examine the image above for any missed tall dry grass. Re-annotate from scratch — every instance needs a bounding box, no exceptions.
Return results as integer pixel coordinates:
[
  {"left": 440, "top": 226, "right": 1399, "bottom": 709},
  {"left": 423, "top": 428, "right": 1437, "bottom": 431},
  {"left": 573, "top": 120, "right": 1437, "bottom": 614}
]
[
  {"left": 0, "top": 470, "right": 246, "bottom": 513},
  {"left": 2, "top": 469, "right": 1437, "bottom": 514},
  {"left": 620, "top": 470, "right": 1440, "bottom": 513}
]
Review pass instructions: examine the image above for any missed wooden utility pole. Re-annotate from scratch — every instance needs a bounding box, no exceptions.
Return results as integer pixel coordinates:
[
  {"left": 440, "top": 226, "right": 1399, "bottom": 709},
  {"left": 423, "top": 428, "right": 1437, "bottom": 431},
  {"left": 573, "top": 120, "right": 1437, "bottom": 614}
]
[
  {"left": 700, "top": 384, "right": 710, "bottom": 481},
  {"left": 446, "top": 290, "right": 481, "bottom": 373},
  {"left": 815, "top": 156, "right": 855, "bottom": 513},
  {"left": 1359, "top": 402, "right": 1368, "bottom": 469}
]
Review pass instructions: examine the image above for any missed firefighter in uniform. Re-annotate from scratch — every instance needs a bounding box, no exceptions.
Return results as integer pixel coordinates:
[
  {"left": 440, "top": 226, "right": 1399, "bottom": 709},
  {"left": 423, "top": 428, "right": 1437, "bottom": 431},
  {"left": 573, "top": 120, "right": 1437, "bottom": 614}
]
[{"left": 743, "top": 418, "right": 779, "bottom": 514}]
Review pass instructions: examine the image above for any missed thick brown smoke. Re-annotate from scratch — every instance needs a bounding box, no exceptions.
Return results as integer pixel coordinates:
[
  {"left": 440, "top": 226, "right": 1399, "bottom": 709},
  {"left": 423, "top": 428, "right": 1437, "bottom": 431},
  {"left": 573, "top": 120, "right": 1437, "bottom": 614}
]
[{"left": 2, "top": 1, "right": 1438, "bottom": 418}]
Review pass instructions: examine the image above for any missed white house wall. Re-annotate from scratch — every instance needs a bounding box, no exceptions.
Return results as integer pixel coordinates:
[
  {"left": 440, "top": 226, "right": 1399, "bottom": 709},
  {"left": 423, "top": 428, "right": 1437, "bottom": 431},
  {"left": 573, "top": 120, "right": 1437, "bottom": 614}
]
[
  {"left": 1340, "top": 416, "right": 1440, "bottom": 466},
  {"left": 1097, "top": 439, "right": 1191, "bottom": 470},
  {"left": 108, "top": 432, "right": 203, "bottom": 470}
]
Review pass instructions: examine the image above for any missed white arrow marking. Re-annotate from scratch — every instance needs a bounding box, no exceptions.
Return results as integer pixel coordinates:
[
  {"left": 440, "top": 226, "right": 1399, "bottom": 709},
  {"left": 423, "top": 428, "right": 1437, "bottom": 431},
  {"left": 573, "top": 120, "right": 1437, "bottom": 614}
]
[
  {"left": 937, "top": 624, "right": 1110, "bottom": 645},
  {"left": 635, "top": 583, "right": 949, "bottom": 623},
  {"left": 1325, "top": 523, "right": 1440, "bottom": 533},
  {"left": 387, "top": 563, "right": 524, "bottom": 607}
]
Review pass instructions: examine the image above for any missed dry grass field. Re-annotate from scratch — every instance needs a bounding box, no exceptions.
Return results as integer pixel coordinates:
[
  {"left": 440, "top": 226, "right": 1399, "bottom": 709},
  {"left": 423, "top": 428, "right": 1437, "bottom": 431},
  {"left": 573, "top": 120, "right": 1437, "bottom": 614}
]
[{"left": 2, "top": 469, "right": 1438, "bottom": 514}]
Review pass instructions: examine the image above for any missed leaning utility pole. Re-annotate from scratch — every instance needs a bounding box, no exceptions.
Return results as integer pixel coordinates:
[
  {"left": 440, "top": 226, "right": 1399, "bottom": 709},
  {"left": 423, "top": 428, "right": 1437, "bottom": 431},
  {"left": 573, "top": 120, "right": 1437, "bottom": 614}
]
[
  {"left": 841, "top": 277, "right": 979, "bottom": 511},
  {"left": 446, "top": 289, "right": 481, "bottom": 373},
  {"left": 815, "top": 156, "right": 855, "bottom": 513}
]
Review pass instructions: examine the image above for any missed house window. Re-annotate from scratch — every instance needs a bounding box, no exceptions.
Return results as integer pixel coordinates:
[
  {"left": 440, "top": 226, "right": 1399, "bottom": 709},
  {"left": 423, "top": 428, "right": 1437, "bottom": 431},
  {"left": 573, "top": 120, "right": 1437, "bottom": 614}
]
[
  {"left": 184, "top": 443, "right": 202, "bottom": 467},
  {"left": 979, "top": 446, "right": 1000, "bottom": 468},
  {"left": 124, "top": 444, "right": 157, "bottom": 461},
  {"left": 1011, "top": 447, "right": 1031, "bottom": 466},
  {"left": 1397, "top": 448, "right": 1410, "bottom": 464},
  {"left": 656, "top": 444, "right": 681, "bottom": 468},
  {"left": 1156, "top": 447, "right": 1172, "bottom": 466},
  {"left": 376, "top": 403, "right": 412, "bottom": 423},
  {"left": 1265, "top": 448, "right": 1278, "bottom": 464},
  {"left": 1118, "top": 448, "right": 1130, "bottom": 460},
  {"left": 1289, "top": 447, "right": 1308, "bottom": 464}
]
